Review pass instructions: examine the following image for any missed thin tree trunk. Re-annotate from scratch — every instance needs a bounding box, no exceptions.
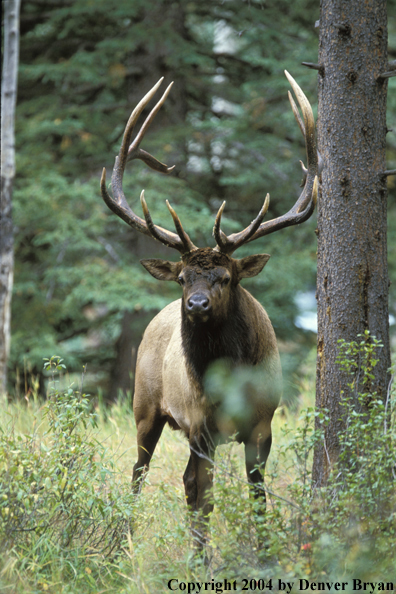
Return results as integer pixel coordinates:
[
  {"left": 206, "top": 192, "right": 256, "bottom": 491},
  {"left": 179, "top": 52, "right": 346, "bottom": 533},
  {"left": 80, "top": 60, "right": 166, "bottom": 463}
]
[
  {"left": 108, "top": 311, "right": 137, "bottom": 402},
  {"left": 106, "top": 0, "right": 190, "bottom": 400},
  {"left": 313, "top": 0, "right": 391, "bottom": 487},
  {"left": 1, "top": 0, "right": 21, "bottom": 394}
]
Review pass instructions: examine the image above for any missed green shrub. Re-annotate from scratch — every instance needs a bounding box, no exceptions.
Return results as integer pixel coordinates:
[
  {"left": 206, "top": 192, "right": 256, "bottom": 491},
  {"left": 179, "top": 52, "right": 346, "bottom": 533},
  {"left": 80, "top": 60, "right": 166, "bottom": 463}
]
[
  {"left": 0, "top": 356, "right": 135, "bottom": 591},
  {"left": 312, "top": 332, "right": 396, "bottom": 579},
  {"left": 0, "top": 342, "right": 394, "bottom": 592},
  {"left": 205, "top": 333, "right": 395, "bottom": 583}
]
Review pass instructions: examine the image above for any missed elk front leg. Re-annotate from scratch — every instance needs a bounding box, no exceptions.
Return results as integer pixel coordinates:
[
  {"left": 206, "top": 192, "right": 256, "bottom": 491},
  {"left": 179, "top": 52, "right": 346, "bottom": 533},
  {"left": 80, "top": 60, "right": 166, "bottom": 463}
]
[
  {"left": 245, "top": 426, "right": 273, "bottom": 506},
  {"left": 186, "top": 432, "right": 215, "bottom": 552},
  {"left": 244, "top": 427, "right": 272, "bottom": 552},
  {"left": 132, "top": 413, "right": 166, "bottom": 493}
]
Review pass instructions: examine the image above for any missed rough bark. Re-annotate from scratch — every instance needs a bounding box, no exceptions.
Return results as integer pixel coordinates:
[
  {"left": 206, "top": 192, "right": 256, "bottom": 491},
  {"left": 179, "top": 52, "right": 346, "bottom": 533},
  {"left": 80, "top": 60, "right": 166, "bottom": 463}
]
[
  {"left": 313, "top": 0, "right": 391, "bottom": 487},
  {"left": 1, "top": 0, "right": 21, "bottom": 394},
  {"left": 313, "top": 0, "right": 390, "bottom": 485}
]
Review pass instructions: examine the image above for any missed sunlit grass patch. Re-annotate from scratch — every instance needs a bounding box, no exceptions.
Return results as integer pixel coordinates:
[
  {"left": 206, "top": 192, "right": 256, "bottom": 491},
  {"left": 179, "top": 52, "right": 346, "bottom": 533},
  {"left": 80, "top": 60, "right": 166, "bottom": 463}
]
[{"left": 1, "top": 346, "right": 395, "bottom": 592}]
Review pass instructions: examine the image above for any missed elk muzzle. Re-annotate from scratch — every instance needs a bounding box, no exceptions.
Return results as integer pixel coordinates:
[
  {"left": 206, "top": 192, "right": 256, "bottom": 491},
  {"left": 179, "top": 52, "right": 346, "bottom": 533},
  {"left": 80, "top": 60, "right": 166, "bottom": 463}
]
[{"left": 186, "top": 292, "right": 212, "bottom": 321}]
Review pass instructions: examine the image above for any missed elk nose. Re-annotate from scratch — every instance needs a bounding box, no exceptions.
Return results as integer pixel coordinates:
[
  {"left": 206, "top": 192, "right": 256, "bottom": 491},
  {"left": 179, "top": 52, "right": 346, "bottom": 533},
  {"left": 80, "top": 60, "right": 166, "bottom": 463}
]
[{"left": 186, "top": 293, "right": 211, "bottom": 315}]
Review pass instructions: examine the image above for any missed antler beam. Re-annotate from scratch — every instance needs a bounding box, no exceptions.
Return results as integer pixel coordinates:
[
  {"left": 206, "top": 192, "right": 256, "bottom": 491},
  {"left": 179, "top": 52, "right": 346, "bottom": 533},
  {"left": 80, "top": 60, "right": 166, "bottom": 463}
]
[
  {"left": 101, "top": 72, "right": 319, "bottom": 258},
  {"left": 213, "top": 71, "right": 319, "bottom": 255},
  {"left": 100, "top": 78, "right": 197, "bottom": 254}
]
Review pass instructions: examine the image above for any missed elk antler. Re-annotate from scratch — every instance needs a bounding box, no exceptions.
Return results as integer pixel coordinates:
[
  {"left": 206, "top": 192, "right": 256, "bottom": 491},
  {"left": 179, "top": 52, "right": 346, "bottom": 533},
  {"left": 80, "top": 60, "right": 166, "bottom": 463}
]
[
  {"left": 213, "top": 71, "right": 319, "bottom": 255},
  {"left": 100, "top": 78, "right": 197, "bottom": 254}
]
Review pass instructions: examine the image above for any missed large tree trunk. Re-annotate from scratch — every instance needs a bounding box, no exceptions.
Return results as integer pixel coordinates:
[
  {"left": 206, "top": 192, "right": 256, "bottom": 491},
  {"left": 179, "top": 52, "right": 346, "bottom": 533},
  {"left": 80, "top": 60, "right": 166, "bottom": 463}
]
[
  {"left": 313, "top": 0, "right": 391, "bottom": 487},
  {"left": 1, "top": 0, "right": 21, "bottom": 394}
]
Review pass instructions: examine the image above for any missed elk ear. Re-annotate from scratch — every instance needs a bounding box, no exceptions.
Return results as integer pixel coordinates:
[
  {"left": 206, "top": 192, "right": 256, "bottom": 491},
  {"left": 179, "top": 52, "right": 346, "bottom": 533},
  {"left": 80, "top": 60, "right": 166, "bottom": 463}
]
[
  {"left": 140, "top": 259, "right": 182, "bottom": 282},
  {"left": 235, "top": 254, "right": 271, "bottom": 280}
]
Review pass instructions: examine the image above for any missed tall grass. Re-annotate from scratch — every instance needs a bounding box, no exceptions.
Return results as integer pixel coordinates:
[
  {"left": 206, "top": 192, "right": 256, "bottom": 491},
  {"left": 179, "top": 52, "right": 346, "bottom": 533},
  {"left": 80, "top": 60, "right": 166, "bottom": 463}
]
[{"left": 0, "top": 343, "right": 395, "bottom": 593}]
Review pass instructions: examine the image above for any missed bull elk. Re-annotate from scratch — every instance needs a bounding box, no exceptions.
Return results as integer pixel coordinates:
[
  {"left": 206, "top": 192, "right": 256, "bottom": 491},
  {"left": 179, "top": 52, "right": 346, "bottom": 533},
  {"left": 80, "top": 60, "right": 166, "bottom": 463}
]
[{"left": 100, "top": 72, "right": 318, "bottom": 551}]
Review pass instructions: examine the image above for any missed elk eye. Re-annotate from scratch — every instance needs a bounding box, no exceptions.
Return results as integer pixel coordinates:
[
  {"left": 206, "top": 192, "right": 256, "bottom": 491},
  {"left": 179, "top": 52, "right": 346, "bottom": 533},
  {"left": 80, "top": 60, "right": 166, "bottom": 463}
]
[
  {"left": 178, "top": 276, "right": 185, "bottom": 285},
  {"left": 222, "top": 276, "right": 230, "bottom": 286}
]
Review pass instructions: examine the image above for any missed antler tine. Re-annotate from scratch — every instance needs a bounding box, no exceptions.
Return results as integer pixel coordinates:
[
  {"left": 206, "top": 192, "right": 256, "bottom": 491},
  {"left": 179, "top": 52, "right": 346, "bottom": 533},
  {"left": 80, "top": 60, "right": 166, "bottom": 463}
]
[
  {"left": 283, "top": 70, "right": 316, "bottom": 213},
  {"left": 112, "top": 80, "right": 175, "bottom": 199},
  {"left": 213, "top": 201, "right": 229, "bottom": 251},
  {"left": 166, "top": 201, "right": 197, "bottom": 253},
  {"left": 288, "top": 87, "right": 309, "bottom": 188},
  {"left": 138, "top": 190, "right": 173, "bottom": 245},
  {"left": 115, "top": 78, "right": 166, "bottom": 176},
  {"left": 215, "top": 71, "right": 319, "bottom": 255},
  {"left": 138, "top": 192, "right": 196, "bottom": 252},
  {"left": 288, "top": 90, "right": 305, "bottom": 137},
  {"left": 127, "top": 81, "right": 175, "bottom": 173},
  {"left": 289, "top": 87, "right": 324, "bottom": 188},
  {"left": 213, "top": 196, "right": 270, "bottom": 253},
  {"left": 101, "top": 79, "right": 194, "bottom": 254}
]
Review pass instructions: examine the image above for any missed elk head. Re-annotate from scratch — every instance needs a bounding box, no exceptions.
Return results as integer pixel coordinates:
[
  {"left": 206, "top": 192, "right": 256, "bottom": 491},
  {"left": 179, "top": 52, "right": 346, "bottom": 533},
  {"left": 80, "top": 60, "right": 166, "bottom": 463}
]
[
  {"left": 141, "top": 248, "right": 270, "bottom": 324},
  {"left": 100, "top": 73, "right": 319, "bottom": 302}
]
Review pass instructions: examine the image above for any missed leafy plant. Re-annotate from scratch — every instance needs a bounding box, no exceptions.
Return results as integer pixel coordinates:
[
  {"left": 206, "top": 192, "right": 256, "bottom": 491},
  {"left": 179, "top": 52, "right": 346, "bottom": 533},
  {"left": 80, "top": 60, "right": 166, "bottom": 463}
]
[
  {"left": 202, "top": 334, "right": 395, "bottom": 582},
  {"left": 1, "top": 344, "right": 395, "bottom": 591},
  {"left": 317, "top": 333, "right": 396, "bottom": 569},
  {"left": 0, "top": 357, "right": 135, "bottom": 590}
]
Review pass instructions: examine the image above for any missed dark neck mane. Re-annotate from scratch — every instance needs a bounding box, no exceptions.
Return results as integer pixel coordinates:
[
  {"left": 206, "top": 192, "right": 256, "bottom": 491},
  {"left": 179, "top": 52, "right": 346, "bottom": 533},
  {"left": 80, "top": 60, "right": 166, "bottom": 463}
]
[{"left": 181, "top": 288, "right": 258, "bottom": 383}]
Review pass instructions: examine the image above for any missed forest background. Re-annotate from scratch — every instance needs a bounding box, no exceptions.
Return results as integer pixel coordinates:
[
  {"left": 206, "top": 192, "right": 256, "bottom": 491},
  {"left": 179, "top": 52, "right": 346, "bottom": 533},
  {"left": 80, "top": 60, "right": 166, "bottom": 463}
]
[{"left": 8, "top": 0, "right": 396, "bottom": 401}]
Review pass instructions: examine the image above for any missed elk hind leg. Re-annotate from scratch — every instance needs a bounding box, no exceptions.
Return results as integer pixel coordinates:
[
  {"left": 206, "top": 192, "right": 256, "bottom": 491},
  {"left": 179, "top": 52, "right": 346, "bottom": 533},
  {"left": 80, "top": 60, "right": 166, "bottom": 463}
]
[
  {"left": 183, "top": 454, "right": 198, "bottom": 510},
  {"left": 245, "top": 427, "right": 272, "bottom": 506}
]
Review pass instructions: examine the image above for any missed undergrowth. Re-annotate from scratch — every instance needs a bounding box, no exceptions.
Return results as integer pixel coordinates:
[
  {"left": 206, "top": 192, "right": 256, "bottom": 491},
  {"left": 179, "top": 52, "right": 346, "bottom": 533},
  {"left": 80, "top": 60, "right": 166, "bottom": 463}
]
[
  {"left": 0, "top": 356, "right": 135, "bottom": 592},
  {"left": 0, "top": 337, "right": 395, "bottom": 593}
]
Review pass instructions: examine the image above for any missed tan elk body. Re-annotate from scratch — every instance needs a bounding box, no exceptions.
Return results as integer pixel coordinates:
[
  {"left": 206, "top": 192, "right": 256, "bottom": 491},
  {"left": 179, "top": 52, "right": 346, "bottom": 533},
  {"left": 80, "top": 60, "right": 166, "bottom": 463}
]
[{"left": 100, "top": 73, "right": 318, "bottom": 549}]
